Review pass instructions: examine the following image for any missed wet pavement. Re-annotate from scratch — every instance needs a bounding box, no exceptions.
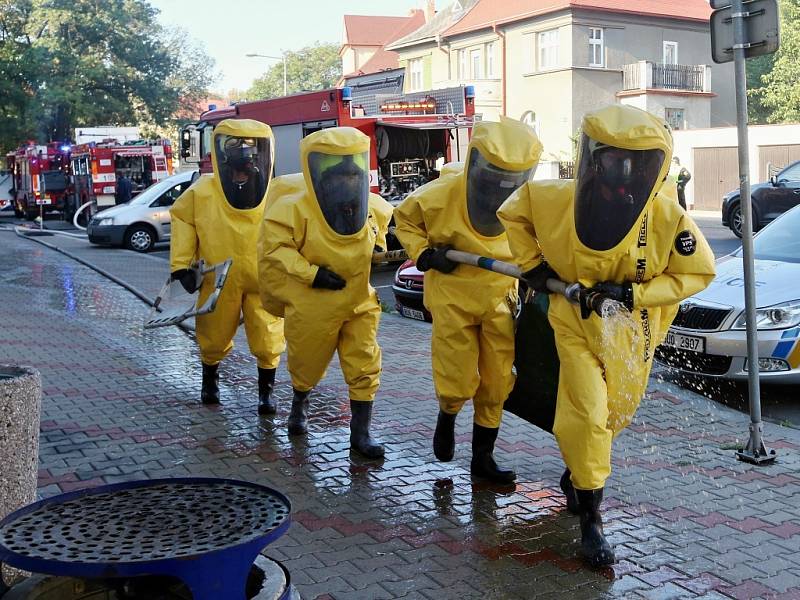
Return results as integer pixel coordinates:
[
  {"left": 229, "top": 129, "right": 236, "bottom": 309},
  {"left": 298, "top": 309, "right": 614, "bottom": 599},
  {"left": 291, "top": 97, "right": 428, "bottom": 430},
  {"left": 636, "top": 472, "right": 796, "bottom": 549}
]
[{"left": 2, "top": 227, "right": 800, "bottom": 599}]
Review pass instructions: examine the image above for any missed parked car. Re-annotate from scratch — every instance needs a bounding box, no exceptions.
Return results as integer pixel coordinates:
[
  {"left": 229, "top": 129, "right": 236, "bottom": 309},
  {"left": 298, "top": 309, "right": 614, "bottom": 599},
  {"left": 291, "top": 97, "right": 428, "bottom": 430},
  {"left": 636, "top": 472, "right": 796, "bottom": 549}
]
[
  {"left": 721, "top": 159, "right": 800, "bottom": 238},
  {"left": 393, "top": 259, "right": 431, "bottom": 322},
  {"left": 0, "top": 169, "right": 13, "bottom": 216},
  {"left": 656, "top": 204, "right": 800, "bottom": 383},
  {"left": 87, "top": 170, "right": 198, "bottom": 252}
]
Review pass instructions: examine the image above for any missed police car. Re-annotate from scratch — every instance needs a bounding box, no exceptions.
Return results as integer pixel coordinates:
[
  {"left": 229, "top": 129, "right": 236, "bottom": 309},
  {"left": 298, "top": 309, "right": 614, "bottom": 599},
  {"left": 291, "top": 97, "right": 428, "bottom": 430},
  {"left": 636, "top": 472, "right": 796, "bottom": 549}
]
[{"left": 656, "top": 205, "right": 800, "bottom": 383}]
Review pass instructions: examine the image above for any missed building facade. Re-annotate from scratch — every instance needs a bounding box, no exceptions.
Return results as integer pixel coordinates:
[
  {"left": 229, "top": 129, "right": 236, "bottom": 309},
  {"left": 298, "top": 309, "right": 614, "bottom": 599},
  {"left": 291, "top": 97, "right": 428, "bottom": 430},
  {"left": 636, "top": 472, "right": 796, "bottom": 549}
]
[{"left": 389, "top": 0, "right": 735, "bottom": 162}]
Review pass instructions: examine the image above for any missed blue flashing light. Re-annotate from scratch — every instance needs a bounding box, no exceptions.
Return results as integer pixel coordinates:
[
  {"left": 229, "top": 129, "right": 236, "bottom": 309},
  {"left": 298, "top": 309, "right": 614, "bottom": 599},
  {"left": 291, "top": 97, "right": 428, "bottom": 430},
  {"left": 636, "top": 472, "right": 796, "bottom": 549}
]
[
  {"left": 208, "top": 103, "right": 217, "bottom": 111},
  {"left": 342, "top": 87, "right": 353, "bottom": 102},
  {"left": 60, "top": 145, "right": 71, "bottom": 153},
  {"left": 465, "top": 85, "right": 476, "bottom": 99}
]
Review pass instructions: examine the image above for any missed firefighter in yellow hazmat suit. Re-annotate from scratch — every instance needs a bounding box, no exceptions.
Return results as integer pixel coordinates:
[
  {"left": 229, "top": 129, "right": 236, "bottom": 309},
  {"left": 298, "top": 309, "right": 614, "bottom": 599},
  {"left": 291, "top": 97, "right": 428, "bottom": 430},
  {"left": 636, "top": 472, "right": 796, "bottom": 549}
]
[
  {"left": 498, "top": 105, "right": 715, "bottom": 566},
  {"left": 170, "top": 119, "right": 285, "bottom": 414},
  {"left": 258, "top": 127, "right": 392, "bottom": 459},
  {"left": 394, "top": 117, "right": 543, "bottom": 483}
]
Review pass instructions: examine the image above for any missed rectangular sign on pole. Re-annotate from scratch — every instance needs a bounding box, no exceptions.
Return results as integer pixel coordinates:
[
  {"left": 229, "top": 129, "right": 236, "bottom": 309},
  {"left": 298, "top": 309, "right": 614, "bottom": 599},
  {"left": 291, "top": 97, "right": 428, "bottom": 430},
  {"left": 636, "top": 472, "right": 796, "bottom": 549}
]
[{"left": 711, "top": 0, "right": 780, "bottom": 64}]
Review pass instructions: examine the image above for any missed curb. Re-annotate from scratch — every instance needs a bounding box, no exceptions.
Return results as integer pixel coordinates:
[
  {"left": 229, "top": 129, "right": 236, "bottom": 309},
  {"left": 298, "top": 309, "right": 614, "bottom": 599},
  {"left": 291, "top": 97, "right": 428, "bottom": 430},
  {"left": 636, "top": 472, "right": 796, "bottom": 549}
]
[{"left": 11, "top": 227, "right": 195, "bottom": 336}]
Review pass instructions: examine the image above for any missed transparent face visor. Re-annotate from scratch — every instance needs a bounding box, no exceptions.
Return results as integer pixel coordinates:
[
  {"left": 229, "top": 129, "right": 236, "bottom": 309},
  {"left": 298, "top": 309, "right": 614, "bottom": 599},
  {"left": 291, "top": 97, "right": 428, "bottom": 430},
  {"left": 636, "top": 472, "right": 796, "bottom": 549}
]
[
  {"left": 574, "top": 135, "right": 665, "bottom": 251},
  {"left": 308, "top": 151, "right": 370, "bottom": 235},
  {"left": 214, "top": 135, "right": 272, "bottom": 209},
  {"left": 466, "top": 148, "right": 533, "bottom": 237}
]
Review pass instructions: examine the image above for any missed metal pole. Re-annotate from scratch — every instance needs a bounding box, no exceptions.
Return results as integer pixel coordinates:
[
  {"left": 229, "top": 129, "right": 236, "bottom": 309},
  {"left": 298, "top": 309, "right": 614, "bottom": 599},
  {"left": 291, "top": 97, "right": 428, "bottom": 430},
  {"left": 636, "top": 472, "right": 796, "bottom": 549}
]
[
  {"left": 731, "top": 0, "right": 775, "bottom": 464},
  {"left": 282, "top": 55, "right": 287, "bottom": 96}
]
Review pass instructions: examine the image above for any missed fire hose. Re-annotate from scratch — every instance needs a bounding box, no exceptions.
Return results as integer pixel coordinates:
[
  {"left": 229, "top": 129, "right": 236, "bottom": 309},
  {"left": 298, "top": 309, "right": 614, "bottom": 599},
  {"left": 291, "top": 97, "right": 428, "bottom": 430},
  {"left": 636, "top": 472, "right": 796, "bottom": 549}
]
[
  {"left": 371, "top": 248, "right": 619, "bottom": 318},
  {"left": 72, "top": 201, "right": 93, "bottom": 231}
]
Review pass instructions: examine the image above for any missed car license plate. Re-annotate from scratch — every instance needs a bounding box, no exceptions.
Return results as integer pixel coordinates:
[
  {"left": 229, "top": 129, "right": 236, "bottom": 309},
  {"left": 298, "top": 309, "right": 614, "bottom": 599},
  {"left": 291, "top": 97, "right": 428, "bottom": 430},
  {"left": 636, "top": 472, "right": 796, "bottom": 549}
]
[
  {"left": 36, "top": 198, "right": 51, "bottom": 205},
  {"left": 401, "top": 306, "right": 426, "bottom": 321},
  {"left": 664, "top": 330, "right": 705, "bottom": 353}
]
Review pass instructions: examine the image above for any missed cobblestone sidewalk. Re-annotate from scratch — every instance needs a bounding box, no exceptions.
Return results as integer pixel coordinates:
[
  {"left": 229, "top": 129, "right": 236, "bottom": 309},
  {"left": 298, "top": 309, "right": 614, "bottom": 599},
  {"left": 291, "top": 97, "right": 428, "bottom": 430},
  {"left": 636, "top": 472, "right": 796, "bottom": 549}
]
[{"left": 2, "top": 228, "right": 800, "bottom": 600}]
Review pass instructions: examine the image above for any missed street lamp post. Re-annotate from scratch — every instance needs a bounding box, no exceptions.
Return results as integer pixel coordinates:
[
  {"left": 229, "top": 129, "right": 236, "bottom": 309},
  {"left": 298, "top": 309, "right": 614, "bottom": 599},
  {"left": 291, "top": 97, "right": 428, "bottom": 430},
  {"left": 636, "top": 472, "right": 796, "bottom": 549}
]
[{"left": 245, "top": 52, "right": 287, "bottom": 96}]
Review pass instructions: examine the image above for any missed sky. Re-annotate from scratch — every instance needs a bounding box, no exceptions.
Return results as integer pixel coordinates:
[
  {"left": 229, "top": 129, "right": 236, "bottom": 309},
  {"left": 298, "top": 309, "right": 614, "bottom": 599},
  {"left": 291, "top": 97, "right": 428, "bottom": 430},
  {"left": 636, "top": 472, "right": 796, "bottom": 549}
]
[{"left": 150, "top": 0, "right": 425, "bottom": 93}]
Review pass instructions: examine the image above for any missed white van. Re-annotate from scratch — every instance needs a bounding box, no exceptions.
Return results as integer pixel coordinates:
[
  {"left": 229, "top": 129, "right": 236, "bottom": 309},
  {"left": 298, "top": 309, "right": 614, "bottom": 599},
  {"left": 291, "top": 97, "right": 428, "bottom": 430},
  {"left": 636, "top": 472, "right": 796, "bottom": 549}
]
[
  {"left": 87, "top": 170, "right": 198, "bottom": 252},
  {"left": 0, "top": 169, "right": 13, "bottom": 215}
]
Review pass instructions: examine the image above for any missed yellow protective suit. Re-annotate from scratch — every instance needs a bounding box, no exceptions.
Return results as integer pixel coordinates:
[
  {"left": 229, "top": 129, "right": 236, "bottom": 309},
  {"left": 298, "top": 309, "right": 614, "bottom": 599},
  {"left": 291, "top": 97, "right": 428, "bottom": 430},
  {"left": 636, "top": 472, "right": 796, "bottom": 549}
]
[
  {"left": 394, "top": 117, "right": 542, "bottom": 428},
  {"left": 170, "top": 119, "right": 285, "bottom": 369},
  {"left": 258, "top": 127, "right": 392, "bottom": 401},
  {"left": 498, "top": 105, "right": 715, "bottom": 490}
]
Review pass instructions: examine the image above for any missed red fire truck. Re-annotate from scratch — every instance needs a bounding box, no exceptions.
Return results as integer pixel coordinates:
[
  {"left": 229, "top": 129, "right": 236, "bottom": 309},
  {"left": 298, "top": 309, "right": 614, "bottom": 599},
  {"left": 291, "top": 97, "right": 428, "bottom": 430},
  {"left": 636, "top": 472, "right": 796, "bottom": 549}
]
[
  {"left": 69, "top": 139, "right": 174, "bottom": 220},
  {"left": 7, "top": 142, "right": 72, "bottom": 220},
  {"left": 180, "top": 86, "right": 478, "bottom": 216}
]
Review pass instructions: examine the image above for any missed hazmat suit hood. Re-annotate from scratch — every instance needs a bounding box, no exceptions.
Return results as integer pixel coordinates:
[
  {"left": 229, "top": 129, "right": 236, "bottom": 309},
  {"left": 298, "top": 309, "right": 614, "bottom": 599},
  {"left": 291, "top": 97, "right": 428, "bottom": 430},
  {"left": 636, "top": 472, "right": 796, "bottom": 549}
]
[
  {"left": 574, "top": 105, "right": 672, "bottom": 251},
  {"left": 301, "top": 127, "right": 370, "bottom": 236},
  {"left": 464, "top": 117, "right": 543, "bottom": 237},
  {"left": 211, "top": 118, "right": 274, "bottom": 210}
]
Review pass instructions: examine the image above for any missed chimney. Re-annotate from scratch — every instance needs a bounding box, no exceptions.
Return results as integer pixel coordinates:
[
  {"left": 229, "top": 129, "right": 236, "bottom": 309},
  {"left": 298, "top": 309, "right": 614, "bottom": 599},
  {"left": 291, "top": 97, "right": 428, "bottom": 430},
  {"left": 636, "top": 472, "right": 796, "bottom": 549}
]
[{"left": 425, "top": 0, "right": 436, "bottom": 22}]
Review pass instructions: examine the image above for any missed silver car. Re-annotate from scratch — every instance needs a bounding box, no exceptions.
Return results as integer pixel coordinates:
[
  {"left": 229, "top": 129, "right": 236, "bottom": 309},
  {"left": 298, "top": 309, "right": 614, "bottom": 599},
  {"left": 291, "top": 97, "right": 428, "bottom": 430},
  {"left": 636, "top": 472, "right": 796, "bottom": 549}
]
[
  {"left": 656, "top": 205, "right": 800, "bottom": 383},
  {"left": 87, "top": 170, "right": 198, "bottom": 252}
]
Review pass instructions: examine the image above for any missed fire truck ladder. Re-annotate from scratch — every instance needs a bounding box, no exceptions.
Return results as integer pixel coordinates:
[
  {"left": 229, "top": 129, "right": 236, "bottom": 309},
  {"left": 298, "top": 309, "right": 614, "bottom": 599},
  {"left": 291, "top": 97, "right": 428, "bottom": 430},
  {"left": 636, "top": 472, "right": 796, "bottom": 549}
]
[{"left": 154, "top": 155, "right": 168, "bottom": 173}]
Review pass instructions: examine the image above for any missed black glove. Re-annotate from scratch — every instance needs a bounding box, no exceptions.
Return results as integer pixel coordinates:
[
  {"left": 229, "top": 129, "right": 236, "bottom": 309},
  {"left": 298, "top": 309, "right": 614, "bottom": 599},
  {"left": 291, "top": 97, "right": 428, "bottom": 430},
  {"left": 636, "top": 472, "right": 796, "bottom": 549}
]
[
  {"left": 578, "top": 281, "right": 634, "bottom": 319},
  {"left": 171, "top": 269, "right": 198, "bottom": 294},
  {"left": 416, "top": 245, "right": 457, "bottom": 274},
  {"left": 312, "top": 266, "right": 346, "bottom": 290},
  {"left": 521, "top": 262, "right": 559, "bottom": 294}
]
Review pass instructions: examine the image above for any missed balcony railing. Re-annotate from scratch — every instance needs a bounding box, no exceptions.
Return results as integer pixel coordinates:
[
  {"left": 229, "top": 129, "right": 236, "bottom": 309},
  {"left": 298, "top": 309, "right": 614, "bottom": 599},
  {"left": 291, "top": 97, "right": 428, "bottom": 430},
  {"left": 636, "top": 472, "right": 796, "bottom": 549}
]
[{"left": 623, "top": 61, "right": 710, "bottom": 93}]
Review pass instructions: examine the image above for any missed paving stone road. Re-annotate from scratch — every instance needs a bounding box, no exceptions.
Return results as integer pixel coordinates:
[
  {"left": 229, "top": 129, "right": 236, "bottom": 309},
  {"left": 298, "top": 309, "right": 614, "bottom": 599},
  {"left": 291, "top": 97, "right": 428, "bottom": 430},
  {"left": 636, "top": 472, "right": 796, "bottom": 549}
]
[{"left": 2, "top": 227, "right": 800, "bottom": 599}]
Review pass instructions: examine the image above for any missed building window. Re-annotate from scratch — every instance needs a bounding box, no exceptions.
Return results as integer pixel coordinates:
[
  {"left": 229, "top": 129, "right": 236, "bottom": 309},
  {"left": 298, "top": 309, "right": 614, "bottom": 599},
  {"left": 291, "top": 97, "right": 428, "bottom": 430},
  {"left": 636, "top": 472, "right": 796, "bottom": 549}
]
[
  {"left": 458, "top": 49, "right": 467, "bottom": 79},
  {"left": 663, "top": 41, "right": 678, "bottom": 65},
  {"left": 538, "top": 29, "right": 559, "bottom": 70},
  {"left": 471, "top": 48, "right": 482, "bottom": 79},
  {"left": 665, "top": 107, "right": 685, "bottom": 130},
  {"left": 589, "top": 27, "right": 604, "bottom": 67},
  {"left": 486, "top": 42, "right": 496, "bottom": 78},
  {"left": 409, "top": 58, "right": 423, "bottom": 91},
  {"left": 523, "top": 33, "right": 535, "bottom": 72}
]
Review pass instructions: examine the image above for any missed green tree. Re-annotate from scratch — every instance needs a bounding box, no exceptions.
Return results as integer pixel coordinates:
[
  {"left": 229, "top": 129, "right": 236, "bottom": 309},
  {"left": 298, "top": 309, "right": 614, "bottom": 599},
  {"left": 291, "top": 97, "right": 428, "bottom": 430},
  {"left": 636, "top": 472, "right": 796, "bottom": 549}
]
[
  {"left": 0, "top": 0, "right": 215, "bottom": 151},
  {"left": 247, "top": 42, "right": 341, "bottom": 100},
  {"left": 749, "top": 0, "right": 800, "bottom": 123},
  {"left": 0, "top": 0, "right": 39, "bottom": 151}
]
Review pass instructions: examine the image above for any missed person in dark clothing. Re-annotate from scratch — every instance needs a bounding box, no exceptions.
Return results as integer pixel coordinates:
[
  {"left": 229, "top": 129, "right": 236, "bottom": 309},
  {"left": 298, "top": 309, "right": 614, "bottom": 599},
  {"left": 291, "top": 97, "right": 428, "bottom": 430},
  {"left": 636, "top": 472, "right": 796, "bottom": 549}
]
[
  {"left": 669, "top": 156, "right": 692, "bottom": 210},
  {"left": 115, "top": 172, "right": 133, "bottom": 205}
]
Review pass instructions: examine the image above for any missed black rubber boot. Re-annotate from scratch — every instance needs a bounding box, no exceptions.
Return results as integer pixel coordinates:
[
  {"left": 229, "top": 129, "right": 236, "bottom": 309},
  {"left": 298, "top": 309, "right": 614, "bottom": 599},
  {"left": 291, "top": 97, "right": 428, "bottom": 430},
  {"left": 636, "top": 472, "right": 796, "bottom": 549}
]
[
  {"left": 433, "top": 410, "right": 457, "bottom": 462},
  {"left": 201, "top": 362, "right": 219, "bottom": 405},
  {"left": 576, "top": 488, "right": 616, "bottom": 567},
  {"left": 349, "top": 400, "right": 385, "bottom": 459},
  {"left": 257, "top": 367, "right": 277, "bottom": 415},
  {"left": 470, "top": 424, "right": 516, "bottom": 484},
  {"left": 287, "top": 388, "right": 310, "bottom": 435},
  {"left": 560, "top": 468, "right": 579, "bottom": 515}
]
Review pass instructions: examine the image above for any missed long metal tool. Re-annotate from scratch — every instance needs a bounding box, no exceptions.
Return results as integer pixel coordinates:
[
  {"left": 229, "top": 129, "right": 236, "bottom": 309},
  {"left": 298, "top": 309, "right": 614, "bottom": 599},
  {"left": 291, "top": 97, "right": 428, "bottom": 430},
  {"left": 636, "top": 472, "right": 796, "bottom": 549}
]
[
  {"left": 730, "top": 0, "right": 776, "bottom": 464},
  {"left": 443, "top": 249, "right": 600, "bottom": 312}
]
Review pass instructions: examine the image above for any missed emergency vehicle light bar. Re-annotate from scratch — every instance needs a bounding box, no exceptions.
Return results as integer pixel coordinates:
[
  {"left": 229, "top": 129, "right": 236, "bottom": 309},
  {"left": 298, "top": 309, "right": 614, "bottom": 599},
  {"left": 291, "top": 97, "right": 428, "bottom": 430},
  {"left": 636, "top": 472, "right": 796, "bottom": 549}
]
[{"left": 380, "top": 97, "right": 437, "bottom": 113}]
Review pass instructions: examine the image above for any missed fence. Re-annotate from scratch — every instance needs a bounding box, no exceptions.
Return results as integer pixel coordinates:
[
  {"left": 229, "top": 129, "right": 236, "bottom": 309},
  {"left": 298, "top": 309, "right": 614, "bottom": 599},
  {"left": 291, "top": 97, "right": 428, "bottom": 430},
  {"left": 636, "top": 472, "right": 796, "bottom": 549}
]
[{"left": 623, "top": 62, "right": 705, "bottom": 92}]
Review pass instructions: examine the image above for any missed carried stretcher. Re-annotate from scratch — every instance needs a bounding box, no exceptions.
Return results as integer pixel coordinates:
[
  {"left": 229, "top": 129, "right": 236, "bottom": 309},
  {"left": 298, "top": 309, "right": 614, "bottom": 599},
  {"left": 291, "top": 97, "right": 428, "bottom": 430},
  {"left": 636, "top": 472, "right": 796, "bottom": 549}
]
[
  {"left": 144, "top": 259, "right": 232, "bottom": 329},
  {"left": 441, "top": 249, "right": 620, "bottom": 434}
]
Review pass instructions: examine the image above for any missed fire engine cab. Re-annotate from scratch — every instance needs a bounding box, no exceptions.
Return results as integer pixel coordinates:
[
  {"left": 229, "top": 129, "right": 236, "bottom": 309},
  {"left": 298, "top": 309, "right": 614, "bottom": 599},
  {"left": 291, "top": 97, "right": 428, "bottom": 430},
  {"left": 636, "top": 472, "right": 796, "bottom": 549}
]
[
  {"left": 181, "top": 85, "right": 478, "bottom": 212},
  {"left": 6, "top": 142, "right": 72, "bottom": 220},
  {"left": 69, "top": 139, "right": 173, "bottom": 220}
]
